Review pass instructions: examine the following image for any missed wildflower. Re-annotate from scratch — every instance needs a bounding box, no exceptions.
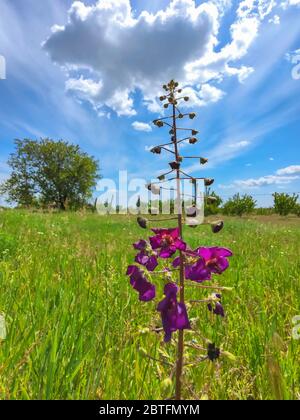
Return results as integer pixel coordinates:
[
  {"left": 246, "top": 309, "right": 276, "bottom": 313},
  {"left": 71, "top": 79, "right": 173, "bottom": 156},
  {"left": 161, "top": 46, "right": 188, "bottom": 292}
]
[
  {"left": 196, "top": 247, "right": 232, "bottom": 274},
  {"left": 150, "top": 227, "right": 186, "bottom": 258},
  {"left": 126, "top": 265, "right": 156, "bottom": 302},
  {"left": 173, "top": 252, "right": 211, "bottom": 282},
  {"left": 207, "top": 294, "right": 225, "bottom": 317},
  {"left": 157, "top": 283, "right": 191, "bottom": 342},
  {"left": 133, "top": 240, "right": 158, "bottom": 272}
]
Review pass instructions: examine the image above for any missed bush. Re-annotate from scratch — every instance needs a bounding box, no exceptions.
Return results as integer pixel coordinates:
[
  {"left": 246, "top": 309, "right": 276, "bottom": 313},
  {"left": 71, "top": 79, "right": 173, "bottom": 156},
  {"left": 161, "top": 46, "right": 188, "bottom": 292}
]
[
  {"left": 223, "top": 193, "right": 256, "bottom": 217},
  {"left": 273, "top": 193, "right": 299, "bottom": 216}
]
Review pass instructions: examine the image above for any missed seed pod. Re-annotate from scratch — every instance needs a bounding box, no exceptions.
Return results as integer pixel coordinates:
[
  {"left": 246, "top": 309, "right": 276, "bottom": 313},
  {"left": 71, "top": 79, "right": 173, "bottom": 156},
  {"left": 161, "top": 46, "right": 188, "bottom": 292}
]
[
  {"left": 178, "top": 114, "right": 184, "bottom": 119},
  {"left": 192, "top": 130, "right": 199, "bottom": 136},
  {"left": 189, "top": 113, "right": 196, "bottom": 119},
  {"left": 186, "top": 206, "right": 198, "bottom": 218},
  {"left": 200, "top": 157, "right": 208, "bottom": 165},
  {"left": 137, "top": 217, "right": 148, "bottom": 229},
  {"left": 184, "top": 96, "right": 189, "bottom": 102},
  {"left": 146, "top": 183, "right": 161, "bottom": 195},
  {"left": 189, "top": 137, "right": 198, "bottom": 145},
  {"left": 207, "top": 343, "right": 221, "bottom": 362},
  {"left": 151, "top": 146, "right": 162, "bottom": 154},
  {"left": 178, "top": 156, "right": 183, "bottom": 163},
  {"left": 169, "top": 161, "right": 180, "bottom": 170},
  {"left": 157, "top": 174, "right": 165, "bottom": 181},
  {"left": 159, "top": 96, "right": 166, "bottom": 101},
  {"left": 211, "top": 220, "right": 224, "bottom": 234},
  {"left": 204, "top": 178, "right": 214, "bottom": 187},
  {"left": 206, "top": 196, "right": 217, "bottom": 205},
  {"left": 164, "top": 103, "right": 169, "bottom": 109}
]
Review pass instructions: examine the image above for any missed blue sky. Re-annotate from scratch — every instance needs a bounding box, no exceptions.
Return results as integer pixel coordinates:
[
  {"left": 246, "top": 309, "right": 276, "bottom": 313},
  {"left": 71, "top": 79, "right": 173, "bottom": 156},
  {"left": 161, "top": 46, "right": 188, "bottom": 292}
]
[{"left": 0, "top": 0, "right": 300, "bottom": 207}]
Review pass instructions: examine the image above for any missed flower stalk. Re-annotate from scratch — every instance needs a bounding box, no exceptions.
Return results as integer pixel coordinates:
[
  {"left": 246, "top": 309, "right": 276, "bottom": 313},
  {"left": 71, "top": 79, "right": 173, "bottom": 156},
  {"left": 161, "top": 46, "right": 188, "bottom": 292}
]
[{"left": 126, "top": 80, "right": 233, "bottom": 400}]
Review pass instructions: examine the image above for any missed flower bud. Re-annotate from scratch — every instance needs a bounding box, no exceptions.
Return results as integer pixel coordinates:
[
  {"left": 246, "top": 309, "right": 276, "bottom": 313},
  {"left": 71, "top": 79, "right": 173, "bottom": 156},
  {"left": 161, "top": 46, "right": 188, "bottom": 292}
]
[
  {"left": 204, "top": 178, "right": 214, "bottom": 187},
  {"left": 207, "top": 343, "right": 221, "bottom": 362},
  {"left": 189, "top": 113, "right": 196, "bottom": 119},
  {"left": 184, "top": 96, "right": 189, "bottom": 102},
  {"left": 151, "top": 146, "right": 162, "bottom": 154},
  {"left": 189, "top": 137, "right": 198, "bottom": 144},
  {"left": 164, "top": 103, "right": 169, "bottom": 109},
  {"left": 157, "top": 174, "right": 165, "bottom": 181},
  {"left": 200, "top": 157, "right": 208, "bottom": 165},
  {"left": 211, "top": 220, "right": 224, "bottom": 234},
  {"left": 146, "top": 183, "right": 161, "bottom": 195},
  {"left": 186, "top": 206, "right": 198, "bottom": 218},
  {"left": 178, "top": 89, "right": 182, "bottom": 93},
  {"left": 178, "top": 113, "right": 184, "bottom": 119},
  {"left": 206, "top": 196, "right": 217, "bottom": 204},
  {"left": 159, "top": 96, "right": 166, "bottom": 101},
  {"left": 169, "top": 161, "right": 180, "bottom": 170},
  {"left": 192, "top": 130, "right": 199, "bottom": 136},
  {"left": 137, "top": 217, "right": 148, "bottom": 229}
]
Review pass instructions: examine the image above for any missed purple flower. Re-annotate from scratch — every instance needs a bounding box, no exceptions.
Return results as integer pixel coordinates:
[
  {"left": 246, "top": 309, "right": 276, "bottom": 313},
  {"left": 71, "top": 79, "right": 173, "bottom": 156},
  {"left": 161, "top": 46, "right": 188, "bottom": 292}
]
[
  {"left": 196, "top": 247, "right": 232, "bottom": 274},
  {"left": 207, "top": 294, "right": 225, "bottom": 317},
  {"left": 126, "top": 265, "right": 156, "bottom": 302},
  {"left": 157, "top": 283, "right": 191, "bottom": 342},
  {"left": 133, "top": 240, "right": 158, "bottom": 272},
  {"left": 173, "top": 253, "right": 211, "bottom": 283},
  {"left": 150, "top": 228, "right": 186, "bottom": 259}
]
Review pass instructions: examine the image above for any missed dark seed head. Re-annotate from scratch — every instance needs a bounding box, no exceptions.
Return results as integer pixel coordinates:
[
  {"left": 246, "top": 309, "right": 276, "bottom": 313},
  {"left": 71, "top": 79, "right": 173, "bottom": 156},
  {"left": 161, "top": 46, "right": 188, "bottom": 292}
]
[
  {"left": 169, "top": 161, "right": 180, "bottom": 170},
  {"left": 189, "top": 137, "right": 198, "bottom": 145},
  {"left": 200, "top": 157, "right": 208, "bottom": 165}
]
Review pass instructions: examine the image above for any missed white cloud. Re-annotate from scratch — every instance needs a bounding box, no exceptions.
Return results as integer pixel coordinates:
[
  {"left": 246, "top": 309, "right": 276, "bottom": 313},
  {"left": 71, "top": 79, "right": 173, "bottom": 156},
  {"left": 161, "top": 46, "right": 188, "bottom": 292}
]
[
  {"left": 281, "top": 0, "right": 300, "bottom": 9},
  {"left": 220, "top": 166, "right": 300, "bottom": 189},
  {"left": 229, "top": 140, "right": 250, "bottom": 149},
  {"left": 132, "top": 121, "right": 152, "bottom": 132},
  {"left": 269, "top": 157, "right": 274, "bottom": 161},
  {"left": 235, "top": 175, "right": 299, "bottom": 187},
  {"left": 43, "top": 0, "right": 278, "bottom": 117},
  {"left": 276, "top": 165, "right": 300, "bottom": 175},
  {"left": 268, "top": 14, "right": 280, "bottom": 24}
]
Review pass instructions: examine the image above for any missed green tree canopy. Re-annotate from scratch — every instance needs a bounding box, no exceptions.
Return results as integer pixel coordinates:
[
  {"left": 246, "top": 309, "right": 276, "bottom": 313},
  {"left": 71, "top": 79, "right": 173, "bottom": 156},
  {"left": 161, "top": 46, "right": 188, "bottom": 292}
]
[{"left": 0, "top": 139, "right": 100, "bottom": 210}]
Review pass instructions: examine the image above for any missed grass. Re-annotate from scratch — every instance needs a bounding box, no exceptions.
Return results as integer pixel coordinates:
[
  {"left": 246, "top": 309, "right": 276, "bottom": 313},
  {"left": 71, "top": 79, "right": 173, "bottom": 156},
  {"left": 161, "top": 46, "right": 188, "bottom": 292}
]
[{"left": 0, "top": 210, "right": 299, "bottom": 400}]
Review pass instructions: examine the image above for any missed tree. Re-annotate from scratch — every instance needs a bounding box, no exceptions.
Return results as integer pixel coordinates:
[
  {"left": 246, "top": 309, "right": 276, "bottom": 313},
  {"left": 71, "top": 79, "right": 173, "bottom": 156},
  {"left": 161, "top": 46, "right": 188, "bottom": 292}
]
[
  {"left": 0, "top": 139, "right": 100, "bottom": 210},
  {"left": 273, "top": 193, "right": 299, "bottom": 216},
  {"left": 223, "top": 193, "right": 256, "bottom": 216},
  {"left": 205, "top": 188, "right": 222, "bottom": 216}
]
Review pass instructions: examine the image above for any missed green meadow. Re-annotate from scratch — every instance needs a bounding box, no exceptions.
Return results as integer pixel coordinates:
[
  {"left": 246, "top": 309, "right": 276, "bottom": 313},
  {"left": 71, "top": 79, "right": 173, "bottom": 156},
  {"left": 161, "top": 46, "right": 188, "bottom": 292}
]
[{"left": 0, "top": 210, "right": 299, "bottom": 400}]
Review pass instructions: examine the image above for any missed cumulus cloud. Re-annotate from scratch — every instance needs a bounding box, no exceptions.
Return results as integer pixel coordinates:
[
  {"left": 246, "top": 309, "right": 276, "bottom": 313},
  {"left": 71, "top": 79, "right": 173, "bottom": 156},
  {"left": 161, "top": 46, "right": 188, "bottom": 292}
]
[
  {"left": 234, "top": 175, "right": 299, "bottom": 187},
  {"left": 132, "top": 121, "right": 152, "bottom": 132},
  {"left": 220, "top": 165, "right": 300, "bottom": 189},
  {"left": 43, "top": 0, "right": 281, "bottom": 117},
  {"left": 276, "top": 165, "right": 300, "bottom": 175}
]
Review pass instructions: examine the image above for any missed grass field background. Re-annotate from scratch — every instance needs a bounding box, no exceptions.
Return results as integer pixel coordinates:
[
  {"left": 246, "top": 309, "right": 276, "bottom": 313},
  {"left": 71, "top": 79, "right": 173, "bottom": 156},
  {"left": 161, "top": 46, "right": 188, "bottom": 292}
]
[{"left": 0, "top": 210, "right": 299, "bottom": 400}]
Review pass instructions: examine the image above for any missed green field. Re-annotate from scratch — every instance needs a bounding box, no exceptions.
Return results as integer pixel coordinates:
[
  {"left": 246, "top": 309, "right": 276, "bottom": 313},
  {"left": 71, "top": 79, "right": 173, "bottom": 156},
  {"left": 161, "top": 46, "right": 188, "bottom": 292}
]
[{"left": 0, "top": 210, "right": 299, "bottom": 400}]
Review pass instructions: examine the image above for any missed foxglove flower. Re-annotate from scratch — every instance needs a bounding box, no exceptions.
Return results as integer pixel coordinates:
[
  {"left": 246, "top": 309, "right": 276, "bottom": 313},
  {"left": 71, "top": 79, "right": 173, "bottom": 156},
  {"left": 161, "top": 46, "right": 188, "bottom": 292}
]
[
  {"left": 150, "top": 228, "right": 186, "bottom": 259},
  {"left": 133, "top": 240, "right": 158, "bottom": 272},
  {"left": 126, "top": 265, "right": 156, "bottom": 302},
  {"left": 157, "top": 283, "right": 191, "bottom": 342},
  {"left": 196, "top": 247, "right": 232, "bottom": 274},
  {"left": 207, "top": 294, "right": 225, "bottom": 317}
]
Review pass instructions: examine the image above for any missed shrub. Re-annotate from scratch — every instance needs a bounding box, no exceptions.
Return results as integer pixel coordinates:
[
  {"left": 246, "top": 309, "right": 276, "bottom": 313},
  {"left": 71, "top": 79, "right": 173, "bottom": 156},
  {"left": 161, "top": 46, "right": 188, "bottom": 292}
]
[
  {"left": 223, "top": 193, "right": 256, "bottom": 217},
  {"left": 273, "top": 193, "right": 299, "bottom": 216},
  {"left": 205, "top": 188, "right": 222, "bottom": 216}
]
